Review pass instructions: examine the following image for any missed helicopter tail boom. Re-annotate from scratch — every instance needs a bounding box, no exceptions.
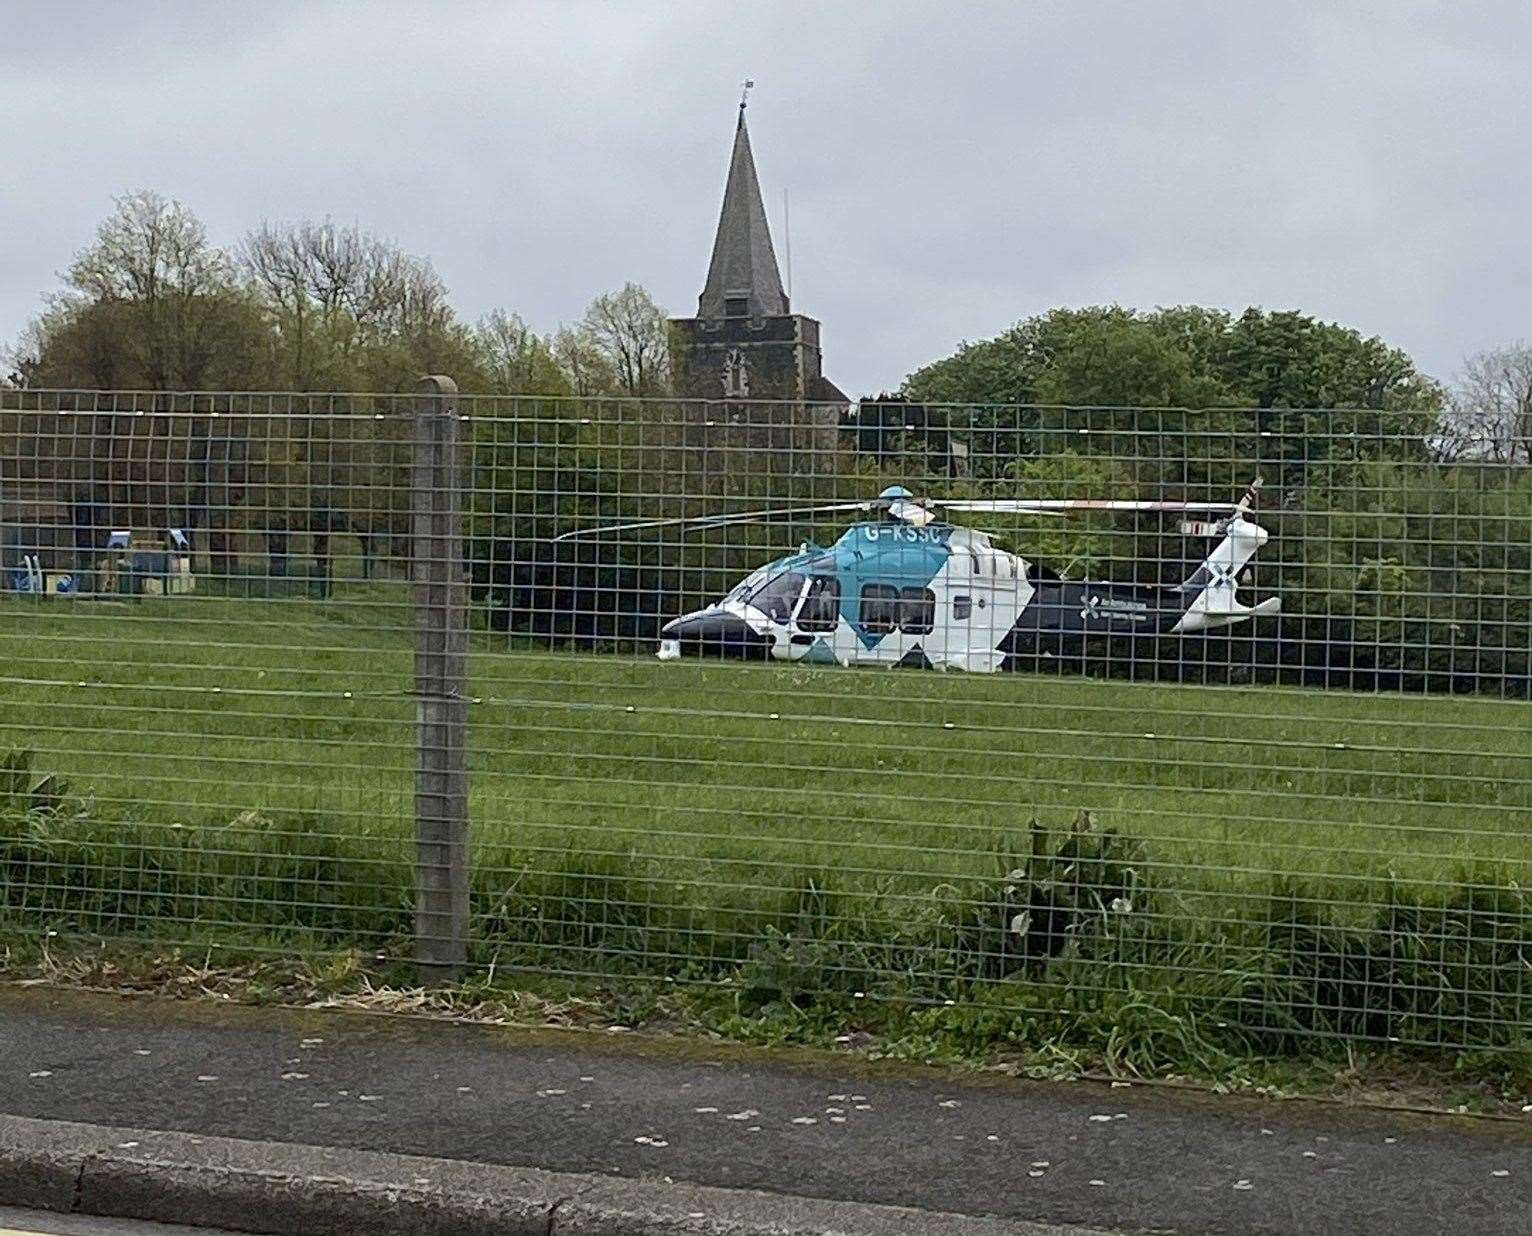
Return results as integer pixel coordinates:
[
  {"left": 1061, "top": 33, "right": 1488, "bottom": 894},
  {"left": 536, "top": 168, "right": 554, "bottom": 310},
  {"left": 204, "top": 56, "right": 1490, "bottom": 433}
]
[{"left": 1171, "top": 516, "right": 1280, "bottom": 633}]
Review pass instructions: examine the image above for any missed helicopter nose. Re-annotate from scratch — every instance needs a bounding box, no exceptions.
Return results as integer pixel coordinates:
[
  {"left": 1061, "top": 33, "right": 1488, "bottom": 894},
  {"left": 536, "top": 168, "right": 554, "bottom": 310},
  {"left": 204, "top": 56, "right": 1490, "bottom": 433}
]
[{"left": 659, "top": 612, "right": 773, "bottom": 659}]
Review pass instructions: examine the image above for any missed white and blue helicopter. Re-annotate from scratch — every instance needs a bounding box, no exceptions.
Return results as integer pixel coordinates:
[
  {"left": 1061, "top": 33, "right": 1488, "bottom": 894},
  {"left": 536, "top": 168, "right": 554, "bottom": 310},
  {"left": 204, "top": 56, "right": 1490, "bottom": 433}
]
[{"left": 558, "top": 480, "right": 1279, "bottom": 673}]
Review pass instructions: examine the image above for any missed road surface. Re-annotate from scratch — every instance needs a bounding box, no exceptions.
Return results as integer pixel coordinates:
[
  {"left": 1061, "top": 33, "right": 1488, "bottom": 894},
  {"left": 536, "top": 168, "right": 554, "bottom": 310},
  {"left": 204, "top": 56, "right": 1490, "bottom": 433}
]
[{"left": 1, "top": 985, "right": 1527, "bottom": 1234}]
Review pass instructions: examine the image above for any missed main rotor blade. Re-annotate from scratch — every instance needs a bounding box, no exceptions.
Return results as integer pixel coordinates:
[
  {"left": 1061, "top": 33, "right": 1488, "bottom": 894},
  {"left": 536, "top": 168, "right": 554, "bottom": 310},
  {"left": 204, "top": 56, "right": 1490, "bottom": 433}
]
[
  {"left": 933, "top": 498, "right": 1242, "bottom": 514},
  {"left": 926, "top": 502, "right": 1067, "bottom": 518},
  {"left": 1178, "top": 519, "right": 1227, "bottom": 537},
  {"left": 553, "top": 501, "right": 873, "bottom": 542}
]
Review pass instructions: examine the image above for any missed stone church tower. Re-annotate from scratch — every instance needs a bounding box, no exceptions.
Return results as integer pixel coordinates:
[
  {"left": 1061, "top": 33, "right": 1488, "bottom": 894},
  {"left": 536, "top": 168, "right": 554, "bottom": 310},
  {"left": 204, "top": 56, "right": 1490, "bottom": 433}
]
[{"left": 670, "top": 102, "right": 846, "bottom": 468}]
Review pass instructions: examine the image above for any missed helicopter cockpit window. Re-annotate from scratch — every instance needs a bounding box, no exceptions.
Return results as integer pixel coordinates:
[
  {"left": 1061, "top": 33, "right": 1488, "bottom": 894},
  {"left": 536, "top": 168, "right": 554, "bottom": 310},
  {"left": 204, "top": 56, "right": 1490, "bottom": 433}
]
[
  {"left": 726, "top": 567, "right": 769, "bottom": 603},
  {"left": 899, "top": 587, "right": 936, "bottom": 634},
  {"left": 796, "top": 575, "right": 840, "bottom": 631},
  {"left": 750, "top": 571, "right": 806, "bottom": 623},
  {"left": 859, "top": 583, "right": 900, "bottom": 634}
]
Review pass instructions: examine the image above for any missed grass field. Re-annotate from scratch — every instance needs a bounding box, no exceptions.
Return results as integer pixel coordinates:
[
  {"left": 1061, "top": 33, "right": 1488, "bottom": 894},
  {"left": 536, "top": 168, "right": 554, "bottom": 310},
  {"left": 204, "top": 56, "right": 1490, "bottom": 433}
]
[
  {"left": 3, "top": 587, "right": 1528, "bottom": 880},
  {"left": 3, "top": 583, "right": 1530, "bottom": 1053}
]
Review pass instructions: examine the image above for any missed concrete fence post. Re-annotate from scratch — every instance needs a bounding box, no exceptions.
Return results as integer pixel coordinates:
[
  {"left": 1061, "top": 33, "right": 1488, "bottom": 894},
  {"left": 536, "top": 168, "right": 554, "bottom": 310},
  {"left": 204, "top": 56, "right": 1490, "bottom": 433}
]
[{"left": 411, "top": 375, "right": 469, "bottom": 979}]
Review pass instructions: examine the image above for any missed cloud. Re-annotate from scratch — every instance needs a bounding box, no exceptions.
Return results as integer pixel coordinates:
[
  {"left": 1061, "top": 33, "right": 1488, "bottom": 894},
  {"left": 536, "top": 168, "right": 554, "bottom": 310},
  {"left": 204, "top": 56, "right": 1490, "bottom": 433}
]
[{"left": 3, "top": 1, "right": 1528, "bottom": 392}]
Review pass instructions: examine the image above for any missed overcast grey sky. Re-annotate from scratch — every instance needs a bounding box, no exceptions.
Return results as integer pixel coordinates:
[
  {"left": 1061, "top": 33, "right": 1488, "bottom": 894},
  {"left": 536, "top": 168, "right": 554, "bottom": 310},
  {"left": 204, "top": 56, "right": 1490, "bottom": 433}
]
[{"left": 2, "top": 1, "right": 1528, "bottom": 394}]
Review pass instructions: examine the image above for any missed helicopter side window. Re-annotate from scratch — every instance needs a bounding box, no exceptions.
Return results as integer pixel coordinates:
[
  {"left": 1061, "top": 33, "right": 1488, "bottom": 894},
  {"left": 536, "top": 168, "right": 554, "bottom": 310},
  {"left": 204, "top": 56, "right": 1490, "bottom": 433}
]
[
  {"left": 797, "top": 575, "right": 840, "bottom": 632},
  {"left": 952, "top": 595, "right": 972, "bottom": 621},
  {"left": 899, "top": 587, "right": 935, "bottom": 635},
  {"left": 859, "top": 583, "right": 900, "bottom": 634},
  {"left": 750, "top": 571, "right": 806, "bottom": 623}
]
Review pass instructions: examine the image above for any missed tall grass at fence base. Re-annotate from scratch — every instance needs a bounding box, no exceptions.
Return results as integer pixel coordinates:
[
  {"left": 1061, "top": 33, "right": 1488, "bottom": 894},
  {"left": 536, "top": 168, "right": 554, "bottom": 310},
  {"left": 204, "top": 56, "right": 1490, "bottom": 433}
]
[
  {"left": 4, "top": 749, "right": 1526, "bottom": 1063},
  {"left": 1241, "top": 873, "right": 1532, "bottom": 1050},
  {"left": 2, "top": 750, "right": 412, "bottom": 942}
]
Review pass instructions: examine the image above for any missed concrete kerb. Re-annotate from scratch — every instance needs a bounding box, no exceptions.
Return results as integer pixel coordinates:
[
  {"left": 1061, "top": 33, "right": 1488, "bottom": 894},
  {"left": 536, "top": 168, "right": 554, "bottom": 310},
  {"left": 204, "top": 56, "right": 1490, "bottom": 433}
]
[{"left": 0, "top": 1114, "right": 1111, "bottom": 1236}]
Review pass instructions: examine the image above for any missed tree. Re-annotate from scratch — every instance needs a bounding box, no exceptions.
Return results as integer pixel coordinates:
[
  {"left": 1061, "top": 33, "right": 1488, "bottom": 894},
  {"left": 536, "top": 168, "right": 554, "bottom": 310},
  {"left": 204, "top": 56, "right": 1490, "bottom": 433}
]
[
  {"left": 19, "top": 191, "right": 266, "bottom": 391},
  {"left": 22, "top": 295, "right": 268, "bottom": 393},
  {"left": 239, "top": 218, "right": 461, "bottom": 390},
  {"left": 552, "top": 324, "right": 619, "bottom": 397},
  {"left": 5, "top": 318, "right": 50, "bottom": 388},
  {"left": 1030, "top": 312, "right": 1230, "bottom": 409},
  {"left": 575, "top": 282, "right": 670, "bottom": 396},
  {"left": 905, "top": 305, "right": 1438, "bottom": 413},
  {"left": 475, "top": 311, "right": 569, "bottom": 395},
  {"left": 1442, "top": 344, "right": 1532, "bottom": 463},
  {"left": 1217, "top": 309, "right": 1436, "bottom": 411},
  {"left": 15, "top": 299, "right": 142, "bottom": 389},
  {"left": 240, "top": 219, "right": 450, "bottom": 338},
  {"left": 240, "top": 220, "right": 329, "bottom": 388},
  {"left": 56, "top": 190, "right": 260, "bottom": 390},
  {"left": 68, "top": 191, "right": 231, "bottom": 304},
  {"left": 900, "top": 305, "right": 1442, "bottom": 481},
  {"left": 901, "top": 308, "right": 1238, "bottom": 477}
]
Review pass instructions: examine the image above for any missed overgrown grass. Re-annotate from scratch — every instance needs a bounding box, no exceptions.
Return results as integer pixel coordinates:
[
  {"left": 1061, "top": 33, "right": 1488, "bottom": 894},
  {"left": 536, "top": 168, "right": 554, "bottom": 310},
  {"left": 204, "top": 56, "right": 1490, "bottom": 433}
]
[{"left": 1, "top": 586, "right": 1529, "bottom": 1061}]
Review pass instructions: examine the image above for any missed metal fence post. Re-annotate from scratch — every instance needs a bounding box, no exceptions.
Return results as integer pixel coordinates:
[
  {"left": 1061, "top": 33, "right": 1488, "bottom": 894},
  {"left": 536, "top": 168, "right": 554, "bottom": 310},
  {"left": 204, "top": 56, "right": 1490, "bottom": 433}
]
[{"left": 412, "top": 374, "right": 469, "bottom": 979}]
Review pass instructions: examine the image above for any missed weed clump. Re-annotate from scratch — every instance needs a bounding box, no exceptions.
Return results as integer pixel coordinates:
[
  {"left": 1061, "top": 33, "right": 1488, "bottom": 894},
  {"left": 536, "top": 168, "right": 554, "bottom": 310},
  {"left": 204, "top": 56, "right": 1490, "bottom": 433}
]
[{"left": 960, "top": 811, "right": 1151, "bottom": 978}]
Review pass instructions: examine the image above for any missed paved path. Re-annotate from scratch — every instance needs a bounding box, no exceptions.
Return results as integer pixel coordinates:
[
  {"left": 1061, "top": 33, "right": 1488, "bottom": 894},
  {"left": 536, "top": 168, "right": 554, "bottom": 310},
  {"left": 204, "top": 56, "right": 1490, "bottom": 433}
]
[{"left": 1, "top": 986, "right": 1527, "bottom": 1234}]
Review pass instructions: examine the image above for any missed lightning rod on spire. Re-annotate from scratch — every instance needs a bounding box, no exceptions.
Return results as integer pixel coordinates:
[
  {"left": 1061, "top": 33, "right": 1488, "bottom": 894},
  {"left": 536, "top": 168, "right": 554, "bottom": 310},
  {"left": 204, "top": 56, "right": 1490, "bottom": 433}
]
[{"left": 739, "top": 78, "right": 754, "bottom": 115}]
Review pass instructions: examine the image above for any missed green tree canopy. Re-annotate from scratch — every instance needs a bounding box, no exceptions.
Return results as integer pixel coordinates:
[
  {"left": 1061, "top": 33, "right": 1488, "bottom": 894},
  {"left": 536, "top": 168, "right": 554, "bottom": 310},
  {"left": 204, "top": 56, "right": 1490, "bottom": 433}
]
[
  {"left": 17, "top": 191, "right": 267, "bottom": 390},
  {"left": 900, "top": 306, "right": 1445, "bottom": 482},
  {"left": 473, "top": 310, "right": 570, "bottom": 396},
  {"left": 905, "top": 305, "right": 1441, "bottom": 412}
]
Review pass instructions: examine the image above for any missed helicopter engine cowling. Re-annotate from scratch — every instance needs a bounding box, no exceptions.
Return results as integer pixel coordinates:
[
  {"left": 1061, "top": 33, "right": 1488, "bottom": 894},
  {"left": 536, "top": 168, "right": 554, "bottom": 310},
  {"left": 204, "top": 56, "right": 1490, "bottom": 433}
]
[{"left": 658, "top": 610, "right": 775, "bottom": 660}]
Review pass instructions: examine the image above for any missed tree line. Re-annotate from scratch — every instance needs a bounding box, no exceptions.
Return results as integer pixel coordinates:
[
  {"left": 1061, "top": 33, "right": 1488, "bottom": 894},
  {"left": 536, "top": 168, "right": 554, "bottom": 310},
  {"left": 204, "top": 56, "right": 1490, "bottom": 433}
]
[
  {"left": 893, "top": 304, "right": 1527, "bottom": 466},
  {"left": 6, "top": 191, "right": 670, "bottom": 399},
  {"left": 3, "top": 191, "right": 1528, "bottom": 695},
  {"left": 7, "top": 189, "right": 1531, "bottom": 464}
]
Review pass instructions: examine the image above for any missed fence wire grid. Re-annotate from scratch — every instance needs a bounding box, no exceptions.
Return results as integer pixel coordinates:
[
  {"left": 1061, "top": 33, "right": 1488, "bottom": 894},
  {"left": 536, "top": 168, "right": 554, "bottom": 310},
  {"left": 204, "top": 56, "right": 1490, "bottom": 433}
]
[{"left": 1, "top": 383, "right": 1529, "bottom": 1055}]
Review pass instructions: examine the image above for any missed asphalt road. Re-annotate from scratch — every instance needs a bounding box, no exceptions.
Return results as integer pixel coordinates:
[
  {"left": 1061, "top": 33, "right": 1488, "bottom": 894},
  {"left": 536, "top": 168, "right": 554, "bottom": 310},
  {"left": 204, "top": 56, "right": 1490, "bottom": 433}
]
[{"left": 1, "top": 986, "right": 1528, "bottom": 1235}]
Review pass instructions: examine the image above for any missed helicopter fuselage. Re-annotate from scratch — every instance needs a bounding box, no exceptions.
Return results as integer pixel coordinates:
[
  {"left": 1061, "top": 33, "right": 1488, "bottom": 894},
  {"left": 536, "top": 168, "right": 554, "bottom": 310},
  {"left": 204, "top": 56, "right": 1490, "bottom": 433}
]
[{"left": 657, "top": 518, "right": 1278, "bottom": 672}]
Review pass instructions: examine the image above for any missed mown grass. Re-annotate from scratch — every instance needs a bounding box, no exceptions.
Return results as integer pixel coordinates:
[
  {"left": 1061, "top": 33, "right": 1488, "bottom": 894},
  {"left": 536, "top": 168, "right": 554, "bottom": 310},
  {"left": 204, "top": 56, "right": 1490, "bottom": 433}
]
[
  {"left": 1, "top": 580, "right": 1529, "bottom": 1057},
  {"left": 3, "top": 586, "right": 1526, "bottom": 885}
]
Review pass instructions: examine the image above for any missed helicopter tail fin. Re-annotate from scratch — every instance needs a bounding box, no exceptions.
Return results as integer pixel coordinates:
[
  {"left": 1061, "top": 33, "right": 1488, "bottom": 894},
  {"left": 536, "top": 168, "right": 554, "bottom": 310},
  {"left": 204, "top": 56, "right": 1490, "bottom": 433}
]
[{"left": 1171, "top": 517, "right": 1280, "bottom": 634}]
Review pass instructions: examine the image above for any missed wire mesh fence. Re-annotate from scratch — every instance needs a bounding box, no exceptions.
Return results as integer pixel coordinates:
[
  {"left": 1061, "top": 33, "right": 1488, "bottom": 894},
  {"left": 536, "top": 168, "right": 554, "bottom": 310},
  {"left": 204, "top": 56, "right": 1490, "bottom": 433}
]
[{"left": 1, "top": 384, "right": 1528, "bottom": 1055}]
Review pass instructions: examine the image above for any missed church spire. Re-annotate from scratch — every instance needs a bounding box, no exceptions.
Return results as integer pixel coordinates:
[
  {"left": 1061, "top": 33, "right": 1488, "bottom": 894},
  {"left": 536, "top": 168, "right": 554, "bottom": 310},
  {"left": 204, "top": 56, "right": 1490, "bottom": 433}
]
[{"left": 697, "top": 100, "right": 789, "bottom": 320}]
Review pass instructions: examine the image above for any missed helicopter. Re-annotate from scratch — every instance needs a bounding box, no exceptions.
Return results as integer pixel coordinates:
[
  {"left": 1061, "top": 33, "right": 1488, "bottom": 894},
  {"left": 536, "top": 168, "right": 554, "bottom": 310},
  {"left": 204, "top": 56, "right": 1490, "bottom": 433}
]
[{"left": 555, "top": 480, "right": 1280, "bottom": 673}]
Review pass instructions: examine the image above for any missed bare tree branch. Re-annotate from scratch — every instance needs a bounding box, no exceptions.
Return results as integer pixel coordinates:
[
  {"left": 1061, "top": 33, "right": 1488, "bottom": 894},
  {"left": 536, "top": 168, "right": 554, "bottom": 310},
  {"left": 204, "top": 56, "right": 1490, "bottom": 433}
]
[
  {"left": 578, "top": 282, "right": 671, "bottom": 396},
  {"left": 1444, "top": 344, "right": 1532, "bottom": 464}
]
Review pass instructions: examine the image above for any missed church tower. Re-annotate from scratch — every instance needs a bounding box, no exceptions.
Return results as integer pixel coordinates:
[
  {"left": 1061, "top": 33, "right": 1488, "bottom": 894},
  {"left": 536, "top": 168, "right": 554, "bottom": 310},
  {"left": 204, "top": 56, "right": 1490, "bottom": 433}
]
[{"left": 669, "top": 99, "right": 845, "bottom": 461}]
